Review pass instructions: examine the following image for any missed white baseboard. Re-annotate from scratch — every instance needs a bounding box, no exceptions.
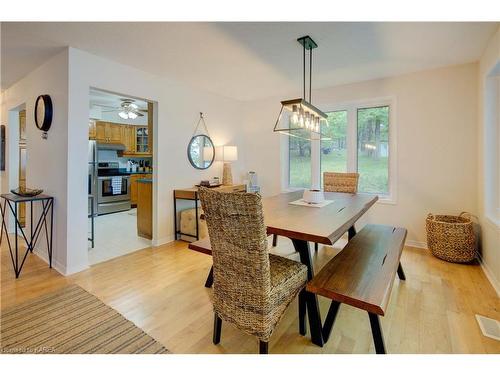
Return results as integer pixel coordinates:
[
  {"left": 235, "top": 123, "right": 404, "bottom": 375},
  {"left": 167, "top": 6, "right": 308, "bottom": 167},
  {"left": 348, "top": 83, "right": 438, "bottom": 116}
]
[
  {"left": 152, "top": 235, "right": 175, "bottom": 247},
  {"left": 33, "top": 249, "right": 66, "bottom": 275},
  {"left": 405, "top": 239, "right": 427, "bottom": 249},
  {"left": 478, "top": 254, "right": 500, "bottom": 298}
]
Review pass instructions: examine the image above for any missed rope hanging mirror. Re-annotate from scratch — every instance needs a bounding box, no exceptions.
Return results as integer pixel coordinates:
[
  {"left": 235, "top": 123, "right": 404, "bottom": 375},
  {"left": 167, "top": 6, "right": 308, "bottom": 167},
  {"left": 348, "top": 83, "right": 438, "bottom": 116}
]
[{"left": 187, "top": 112, "right": 215, "bottom": 170}]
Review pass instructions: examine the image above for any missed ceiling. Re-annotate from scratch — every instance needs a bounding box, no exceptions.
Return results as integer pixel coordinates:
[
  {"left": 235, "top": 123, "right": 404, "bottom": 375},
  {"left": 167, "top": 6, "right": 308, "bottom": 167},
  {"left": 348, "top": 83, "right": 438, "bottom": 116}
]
[
  {"left": 2, "top": 22, "right": 498, "bottom": 100},
  {"left": 89, "top": 88, "right": 148, "bottom": 124},
  {"left": 89, "top": 88, "right": 148, "bottom": 112}
]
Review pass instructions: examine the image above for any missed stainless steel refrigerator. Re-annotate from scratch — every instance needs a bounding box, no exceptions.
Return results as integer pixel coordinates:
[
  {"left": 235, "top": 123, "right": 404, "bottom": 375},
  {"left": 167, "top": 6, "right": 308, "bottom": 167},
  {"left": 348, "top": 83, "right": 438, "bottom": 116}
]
[{"left": 88, "top": 140, "right": 98, "bottom": 217}]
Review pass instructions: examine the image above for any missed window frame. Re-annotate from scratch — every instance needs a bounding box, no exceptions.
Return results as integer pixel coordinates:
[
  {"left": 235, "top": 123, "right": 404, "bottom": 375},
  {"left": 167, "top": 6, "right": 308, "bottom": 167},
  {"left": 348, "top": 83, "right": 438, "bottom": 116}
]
[{"left": 285, "top": 96, "right": 397, "bottom": 205}]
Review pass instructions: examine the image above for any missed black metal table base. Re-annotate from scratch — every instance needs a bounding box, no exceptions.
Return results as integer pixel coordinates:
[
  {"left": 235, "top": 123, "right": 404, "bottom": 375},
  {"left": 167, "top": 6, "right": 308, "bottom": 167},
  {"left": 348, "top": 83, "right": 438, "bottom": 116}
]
[
  {"left": 291, "top": 238, "right": 324, "bottom": 347},
  {"left": 0, "top": 196, "right": 54, "bottom": 278}
]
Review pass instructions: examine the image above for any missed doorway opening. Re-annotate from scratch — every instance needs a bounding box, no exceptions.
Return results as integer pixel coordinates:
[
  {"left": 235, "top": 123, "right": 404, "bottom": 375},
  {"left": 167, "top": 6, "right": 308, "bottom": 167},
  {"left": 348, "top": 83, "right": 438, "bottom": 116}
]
[{"left": 87, "top": 88, "right": 155, "bottom": 265}]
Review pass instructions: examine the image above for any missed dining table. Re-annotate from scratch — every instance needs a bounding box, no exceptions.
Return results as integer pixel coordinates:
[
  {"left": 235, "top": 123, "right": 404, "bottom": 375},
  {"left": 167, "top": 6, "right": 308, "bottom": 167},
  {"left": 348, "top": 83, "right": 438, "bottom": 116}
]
[{"left": 188, "top": 190, "right": 378, "bottom": 347}]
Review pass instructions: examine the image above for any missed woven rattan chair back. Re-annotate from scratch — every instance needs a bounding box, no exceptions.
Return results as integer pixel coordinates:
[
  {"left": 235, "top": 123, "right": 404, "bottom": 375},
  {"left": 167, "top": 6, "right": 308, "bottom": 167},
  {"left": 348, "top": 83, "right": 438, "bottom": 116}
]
[
  {"left": 199, "top": 188, "right": 271, "bottom": 337},
  {"left": 323, "top": 172, "right": 359, "bottom": 193}
]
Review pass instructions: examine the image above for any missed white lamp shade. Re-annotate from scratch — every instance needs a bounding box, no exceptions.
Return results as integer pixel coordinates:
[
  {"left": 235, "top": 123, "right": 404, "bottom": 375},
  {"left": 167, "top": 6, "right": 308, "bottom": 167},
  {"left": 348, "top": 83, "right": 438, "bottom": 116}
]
[
  {"left": 203, "top": 146, "right": 214, "bottom": 161},
  {"left": 214, "top": 146, "right": 224, "bottom": 161},
  {"left": 223, "top": 146, "right": 238, "bottom": 162}
]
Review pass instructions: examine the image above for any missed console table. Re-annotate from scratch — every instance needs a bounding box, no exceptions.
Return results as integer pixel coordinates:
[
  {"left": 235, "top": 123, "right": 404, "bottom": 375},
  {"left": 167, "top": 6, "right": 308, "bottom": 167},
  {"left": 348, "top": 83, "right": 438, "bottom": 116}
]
[
  {"left": 0, "top": 193, "right": 54, "bottom": 278},
  {"left": 173, "top": 184, "right": 246, "bottom": 241}
]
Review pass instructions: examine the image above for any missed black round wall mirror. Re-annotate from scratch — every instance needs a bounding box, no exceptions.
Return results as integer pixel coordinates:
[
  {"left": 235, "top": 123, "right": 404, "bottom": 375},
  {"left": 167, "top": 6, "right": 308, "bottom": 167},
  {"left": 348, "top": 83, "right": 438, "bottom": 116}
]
[
  {"left": 187, "top": 135, "right": 215, "bottom": 170},
  {"left": 34, "top": 95, "right": 53, "bottom": 132}
]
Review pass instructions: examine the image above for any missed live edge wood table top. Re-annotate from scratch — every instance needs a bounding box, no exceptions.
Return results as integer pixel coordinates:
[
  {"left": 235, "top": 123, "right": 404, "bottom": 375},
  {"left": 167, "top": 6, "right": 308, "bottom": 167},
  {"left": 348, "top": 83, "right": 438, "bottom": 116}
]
[
  {"left": 261, "top": 191, "right": 378, "bottom": 245},
  {"left": 189, "top": 191, "right": 378, "bottom": 254}
]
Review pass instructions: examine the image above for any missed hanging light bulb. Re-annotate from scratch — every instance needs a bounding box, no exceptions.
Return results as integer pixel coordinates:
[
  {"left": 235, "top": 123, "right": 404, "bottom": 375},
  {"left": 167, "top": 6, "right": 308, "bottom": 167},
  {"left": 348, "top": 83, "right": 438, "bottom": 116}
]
[
  {"left": 291, "top": 105, "right": 299, "bottom": 125},
  {"left": 305, "top": 112, "right": 311, "bottom": 129}
]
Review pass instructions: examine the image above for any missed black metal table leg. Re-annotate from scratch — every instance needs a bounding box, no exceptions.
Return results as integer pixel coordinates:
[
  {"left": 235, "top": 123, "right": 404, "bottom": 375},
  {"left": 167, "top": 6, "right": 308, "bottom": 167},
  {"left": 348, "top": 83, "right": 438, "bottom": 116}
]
[
  {"left": 397, "top": 262, "right": 406, "bottom": 280},
  {"left": 14, "top": 202, "right": 19, "bottom": 277},
  {"left": 49, "top": 199, "right": 53, "bottom": 268},
  {"left": 298, "top": 289, "right": 307, "bottom": 336},
  {"left": 0, "top": 196, "right": 54, "bottom": 278},
  {"left": 173, "top": 192, "right": 178, "bottom": 240},
  {"left": 195, "top": 192, "right": 199, "bottom": 240},
  {"left": 348, "top": 225, "right": 356, "bottom": 240},
  {"left": 205, "top": 266, "right": 214, "bottom": 288},
  {"left": 322, "top": 300, "right": 341, "bottom": 342},
  {"left": 272, "top": 234, "right": 278, "bottom": 247},
  {"left": 368, "top": 313, "right": 386, "bottom": 354},
  {"left": 291, "top": 238, "right": 324, "bottom": 347},
  {"left": 30, "top": 201, "right": 33, "bottom": 252}
]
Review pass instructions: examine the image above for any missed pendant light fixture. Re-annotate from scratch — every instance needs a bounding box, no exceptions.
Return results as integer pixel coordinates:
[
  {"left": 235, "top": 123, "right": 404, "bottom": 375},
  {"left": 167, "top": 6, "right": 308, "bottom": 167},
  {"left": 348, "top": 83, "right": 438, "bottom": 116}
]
[{"left": 273, "top": 35, "right": 330, "bottom": 140}]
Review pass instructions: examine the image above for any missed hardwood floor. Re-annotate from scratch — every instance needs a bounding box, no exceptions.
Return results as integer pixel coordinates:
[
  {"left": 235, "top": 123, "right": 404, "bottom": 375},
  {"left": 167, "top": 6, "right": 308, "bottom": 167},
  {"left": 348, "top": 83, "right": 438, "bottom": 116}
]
[{"left": 1, "top": 237, "right": 499, "bottom": 354}]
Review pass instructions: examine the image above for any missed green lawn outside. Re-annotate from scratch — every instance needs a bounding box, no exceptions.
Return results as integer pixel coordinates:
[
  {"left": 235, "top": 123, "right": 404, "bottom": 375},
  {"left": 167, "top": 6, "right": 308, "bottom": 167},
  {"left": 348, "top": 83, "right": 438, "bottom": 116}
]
[{"left": 290, "top": 150, "right": 388, "bottom": 193}]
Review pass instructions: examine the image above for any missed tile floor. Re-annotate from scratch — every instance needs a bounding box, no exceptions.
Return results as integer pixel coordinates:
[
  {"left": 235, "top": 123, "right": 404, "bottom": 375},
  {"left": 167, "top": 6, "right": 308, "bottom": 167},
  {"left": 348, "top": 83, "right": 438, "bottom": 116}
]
[{"left": 88, "top": 208, "right": 151, "bottom": 265}]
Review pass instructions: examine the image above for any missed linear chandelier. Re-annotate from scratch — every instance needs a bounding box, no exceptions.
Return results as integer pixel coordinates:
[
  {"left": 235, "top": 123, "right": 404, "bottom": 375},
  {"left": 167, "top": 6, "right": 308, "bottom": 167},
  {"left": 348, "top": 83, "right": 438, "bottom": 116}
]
[{"left": 273, "top": 35, "right": 330, "bottom": 140}]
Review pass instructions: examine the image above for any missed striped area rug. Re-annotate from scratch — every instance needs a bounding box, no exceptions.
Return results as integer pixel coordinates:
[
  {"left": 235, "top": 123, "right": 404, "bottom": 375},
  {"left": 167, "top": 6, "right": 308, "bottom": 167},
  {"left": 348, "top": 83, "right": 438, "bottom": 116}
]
[{"left": 0, "top": 284, "right": 169, "bottom": 354}]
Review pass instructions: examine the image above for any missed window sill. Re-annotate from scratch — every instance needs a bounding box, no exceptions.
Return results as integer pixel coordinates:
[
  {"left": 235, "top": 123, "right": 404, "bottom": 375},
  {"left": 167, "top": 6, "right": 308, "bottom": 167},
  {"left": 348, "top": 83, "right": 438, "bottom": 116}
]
[
  {"left": 282, "top": 187, "right": 305, "bottom": 193},
  {"left": 360, "top": 193, "right": 397, "bottom": 205}
]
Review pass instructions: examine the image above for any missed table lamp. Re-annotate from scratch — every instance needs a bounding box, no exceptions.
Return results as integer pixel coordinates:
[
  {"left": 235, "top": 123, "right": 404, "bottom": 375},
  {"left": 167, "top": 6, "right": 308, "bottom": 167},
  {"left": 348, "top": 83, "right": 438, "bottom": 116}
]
[{"left": 222, "top": 146, "right": 237, "bottom": 185}]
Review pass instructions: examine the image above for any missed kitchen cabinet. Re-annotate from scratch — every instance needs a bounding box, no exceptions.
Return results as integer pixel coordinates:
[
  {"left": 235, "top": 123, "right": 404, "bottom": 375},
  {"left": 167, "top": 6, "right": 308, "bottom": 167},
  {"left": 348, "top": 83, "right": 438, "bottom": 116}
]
[
  {"left": 135, "top": 127, "right": 149, "bottom": 154},
  {"left": 137, "top": 179, "right": 152, "bottom": 239},
  {"left": 130, "top": 173, "right": 152, "bottom": 206},
  {"left": 87, "top": 120, "right": 152, "bottom": 156},
  {"left": 94, "top": 122, "right": 122, "bottom": 143},
  {"left": 109, "top": 123, "right": 122, "bottom": 143},
  {"left": 121, "top": 125, "right": 136, "bottom": 154}
]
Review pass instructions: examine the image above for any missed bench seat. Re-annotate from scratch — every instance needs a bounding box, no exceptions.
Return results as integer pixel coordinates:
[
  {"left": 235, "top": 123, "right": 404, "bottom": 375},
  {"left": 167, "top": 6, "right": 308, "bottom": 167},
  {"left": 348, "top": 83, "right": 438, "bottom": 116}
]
[{"left": 306, "top": 224, "right": 407, "bottom": 353}]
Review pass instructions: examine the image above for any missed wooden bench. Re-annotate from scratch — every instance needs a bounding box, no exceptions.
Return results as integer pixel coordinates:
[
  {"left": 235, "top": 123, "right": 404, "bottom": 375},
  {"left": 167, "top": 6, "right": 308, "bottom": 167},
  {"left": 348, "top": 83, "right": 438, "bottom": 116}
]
[{"left": 306, "top": 224, "right": 407, "bottom": 354}]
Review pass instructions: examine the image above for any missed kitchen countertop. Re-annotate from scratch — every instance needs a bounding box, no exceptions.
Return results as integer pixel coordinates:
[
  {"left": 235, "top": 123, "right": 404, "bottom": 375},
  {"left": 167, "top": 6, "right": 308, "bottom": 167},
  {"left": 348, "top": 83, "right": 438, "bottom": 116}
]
[
  {"left": 98, "top": 169, "right": 152, "bottom": 177},
  {"left": 126, "top": 170, "right": 153, "bottom": 175},
  {"left": 137, "top": 178, "right": 152, "bottom": 183}
]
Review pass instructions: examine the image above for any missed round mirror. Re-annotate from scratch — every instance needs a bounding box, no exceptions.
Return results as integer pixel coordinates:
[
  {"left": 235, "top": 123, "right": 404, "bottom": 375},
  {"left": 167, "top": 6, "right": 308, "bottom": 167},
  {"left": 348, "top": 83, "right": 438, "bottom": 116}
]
[{"left": 187, "top": 135, "right": 215, "bottom": 170}]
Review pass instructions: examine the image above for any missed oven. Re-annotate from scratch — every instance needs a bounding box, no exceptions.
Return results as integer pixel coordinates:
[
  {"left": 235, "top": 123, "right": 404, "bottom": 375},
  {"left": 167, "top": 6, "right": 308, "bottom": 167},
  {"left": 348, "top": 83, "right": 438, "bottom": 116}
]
[{"left": 97, "top": 174, "right": 131, "bottom": 215}]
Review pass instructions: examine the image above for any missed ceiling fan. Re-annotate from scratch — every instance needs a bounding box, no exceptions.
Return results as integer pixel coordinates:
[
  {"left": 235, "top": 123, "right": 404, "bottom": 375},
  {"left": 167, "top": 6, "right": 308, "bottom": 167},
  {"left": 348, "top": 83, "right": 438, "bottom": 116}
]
[{"left": 99, "top": 98, "right": 148, "bottom": 120}]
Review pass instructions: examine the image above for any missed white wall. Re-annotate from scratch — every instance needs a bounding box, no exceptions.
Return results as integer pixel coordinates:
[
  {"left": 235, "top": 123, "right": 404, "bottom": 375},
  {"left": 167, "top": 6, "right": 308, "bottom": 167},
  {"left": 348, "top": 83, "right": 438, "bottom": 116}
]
[
  {"left": 1, "top": 50, "right": 70, "bottom": 272},
  {"left": 478, "top": 27, "right": 500, "bottom": 295},
  {"left": 243, "top": 63, "right": 479, "bottom": 247},
  {"left": 65, "top": 48, "right": 246, "bottom": 273}
]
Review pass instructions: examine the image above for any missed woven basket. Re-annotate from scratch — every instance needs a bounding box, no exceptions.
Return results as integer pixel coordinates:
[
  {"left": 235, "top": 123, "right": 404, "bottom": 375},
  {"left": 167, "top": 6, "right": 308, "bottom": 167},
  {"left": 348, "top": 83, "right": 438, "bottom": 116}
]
[{"left": 426, "top": 212, "right": 476, "bottom": 263}]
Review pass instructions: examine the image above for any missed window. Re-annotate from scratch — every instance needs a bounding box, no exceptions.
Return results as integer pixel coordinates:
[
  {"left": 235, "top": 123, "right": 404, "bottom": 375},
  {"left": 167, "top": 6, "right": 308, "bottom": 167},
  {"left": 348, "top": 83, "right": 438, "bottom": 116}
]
[
  {"left": 289, "top": 129, "right": 311, "bottom": 188},
  {"left": 321, "top": 110, "right": 348, "bottom": 185},
  {"left": 357, "top": 106, "right": 389, "bottom": 194},
  {"left": 287, "top": 98, "right": 395, "bottom": 202}
]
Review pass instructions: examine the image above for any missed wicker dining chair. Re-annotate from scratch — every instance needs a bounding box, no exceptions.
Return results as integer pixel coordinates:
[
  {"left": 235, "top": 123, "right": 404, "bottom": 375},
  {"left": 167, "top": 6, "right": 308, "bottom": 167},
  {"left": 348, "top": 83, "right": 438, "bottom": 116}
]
[
  {"left": 323, "top": 172, "right": 360, "bottom": 193},
  {"left": 199, "top": 188, "right": 308, "bottom": 354}
]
